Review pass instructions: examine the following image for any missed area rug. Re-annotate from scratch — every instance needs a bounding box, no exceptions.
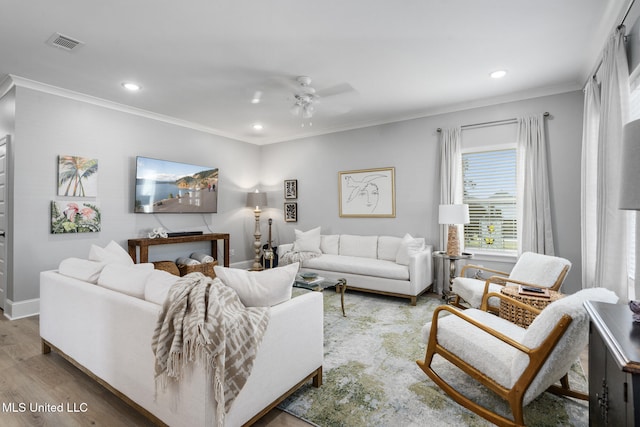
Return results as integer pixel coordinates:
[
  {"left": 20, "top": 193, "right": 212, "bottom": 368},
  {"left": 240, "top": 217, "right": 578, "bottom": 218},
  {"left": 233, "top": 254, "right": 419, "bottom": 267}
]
[{"left": 279, "top": 289, "right": 589, "bottom": 426}]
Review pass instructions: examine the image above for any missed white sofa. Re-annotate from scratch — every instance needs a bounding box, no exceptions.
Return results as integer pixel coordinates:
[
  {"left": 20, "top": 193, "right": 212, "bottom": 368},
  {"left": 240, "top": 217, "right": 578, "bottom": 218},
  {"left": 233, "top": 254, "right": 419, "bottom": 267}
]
[
  {"left": 279, "top": 232, "right": 433, "bottom": 305},
  {"left": 40, "top": 264, "right": 323, "bottom": 426}
]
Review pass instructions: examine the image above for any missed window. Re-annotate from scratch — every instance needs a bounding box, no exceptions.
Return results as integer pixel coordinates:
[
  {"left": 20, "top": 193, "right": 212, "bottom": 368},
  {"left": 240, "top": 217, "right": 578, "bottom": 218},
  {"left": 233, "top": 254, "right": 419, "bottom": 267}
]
[{"left": 462, "top": 147, "right": 517, "bottom": 252}]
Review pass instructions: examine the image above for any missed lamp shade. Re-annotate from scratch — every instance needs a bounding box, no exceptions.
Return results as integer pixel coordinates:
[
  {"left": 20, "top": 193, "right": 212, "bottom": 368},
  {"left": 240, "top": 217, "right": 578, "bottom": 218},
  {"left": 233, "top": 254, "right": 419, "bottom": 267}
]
[
  {"left": 439, "top": 204, "right": 470, "bottom": 224},
  {"left": 246, "top": 190, "right": 267, "bottom": 209},
  {"left": 620, "top": 118, "right": 640, "bottom": 210}
]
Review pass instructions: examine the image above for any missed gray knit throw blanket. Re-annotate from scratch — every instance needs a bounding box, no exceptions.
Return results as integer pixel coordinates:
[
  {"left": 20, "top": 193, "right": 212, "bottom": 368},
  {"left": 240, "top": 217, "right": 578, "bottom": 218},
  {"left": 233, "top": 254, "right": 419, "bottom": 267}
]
[{"left": 152, "top": 273, "right": 270, "bottom": 426}]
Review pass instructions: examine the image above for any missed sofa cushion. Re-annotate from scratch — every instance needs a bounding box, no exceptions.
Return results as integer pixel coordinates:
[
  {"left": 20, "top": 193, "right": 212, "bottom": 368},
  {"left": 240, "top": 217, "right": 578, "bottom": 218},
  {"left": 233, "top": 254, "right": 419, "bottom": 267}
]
[
  {"left": 97, "top": 263, "right": 155, "bottom": 298},
  {"left": 320, "top": 234, "right": 340, "bottom": 255},
  {"left": 144, "top": 269, "right": 180, "bottom": 305},
  {"left": 339, "top": 235, "right": 378, "bottom": 259},
  {"left": 214, "top": 262, "right": 299, "bottom": 307},
  {"left": 58, "top": 257, "right": 106, "bottom": 284},
  {"left": 89, "top": 240, "right": 134, "bottom": 266},
  {"left": 303, "top": 254, "right": 409, "bottom": 280},
  {"left": 378, "top": 236, "right": 402, "bottom": 261},
  {"left": 293, "top": 227, "right": 321, "bottom": 253},
  {"left": 395, "top": 233, "right": 425, "bottom": 265}
]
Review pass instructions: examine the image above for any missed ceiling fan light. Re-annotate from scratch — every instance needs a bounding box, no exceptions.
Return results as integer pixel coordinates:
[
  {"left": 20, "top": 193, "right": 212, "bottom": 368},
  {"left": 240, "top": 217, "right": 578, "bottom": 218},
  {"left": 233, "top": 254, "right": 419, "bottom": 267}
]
[
  {"left": 290, "top": 104, "right": 302, "bottom": 116},
  {"left": 302, "top": 104, "right": 314, "bottom": 118}
]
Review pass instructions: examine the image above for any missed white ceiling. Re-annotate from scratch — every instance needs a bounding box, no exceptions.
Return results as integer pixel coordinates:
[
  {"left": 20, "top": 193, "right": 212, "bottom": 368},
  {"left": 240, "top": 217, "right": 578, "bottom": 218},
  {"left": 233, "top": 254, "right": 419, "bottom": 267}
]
[{"left": 0, "top": 0, "right": 629, "bottom": 145}]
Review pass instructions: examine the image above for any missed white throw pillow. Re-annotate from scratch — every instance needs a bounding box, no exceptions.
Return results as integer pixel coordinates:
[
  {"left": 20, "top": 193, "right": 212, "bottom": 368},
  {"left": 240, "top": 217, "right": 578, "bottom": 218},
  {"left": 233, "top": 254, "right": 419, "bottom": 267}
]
[
  {"left": 144, "top": 269, "right": 180, "bottom": 305},
  {"left": 320, "top": 234, "right": 340, "bottom": 254},
  {"left": 58, "top": 258, "right": 106, "bottom": 284},
  {"left": 395, "top": 233, "right": 425, "bottom": 265},
  {"left": 293, "top": 227, "right": 321, "bottom": 253},
  {"left": 214, "top": 262, "right": 299, "bottom": 307},
  {"left": 97, "top": 263, "right": 155, "bottom": 298},
  {"left": 89, "top": 241, "right": 134, "bottom": 266}
]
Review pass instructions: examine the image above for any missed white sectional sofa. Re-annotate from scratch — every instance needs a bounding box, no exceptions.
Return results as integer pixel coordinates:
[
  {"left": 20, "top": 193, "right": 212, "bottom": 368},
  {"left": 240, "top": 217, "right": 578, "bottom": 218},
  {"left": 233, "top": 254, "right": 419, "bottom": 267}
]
[
  {"left": 279, "top": 230, "right": 433, "bottom": 305},
  {"left": 39, "top": 245, "right": 323, "bottom": 427}
]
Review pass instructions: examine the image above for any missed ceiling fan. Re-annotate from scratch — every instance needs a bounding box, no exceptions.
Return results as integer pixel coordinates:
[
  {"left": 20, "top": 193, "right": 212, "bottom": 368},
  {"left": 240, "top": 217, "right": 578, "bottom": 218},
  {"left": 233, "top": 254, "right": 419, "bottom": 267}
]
[
  {"left": 290, "top": 76, "right": 319, "bottom": 119},
  {"left": 288, "top": 76, "right": 355, "bottom": 122}
]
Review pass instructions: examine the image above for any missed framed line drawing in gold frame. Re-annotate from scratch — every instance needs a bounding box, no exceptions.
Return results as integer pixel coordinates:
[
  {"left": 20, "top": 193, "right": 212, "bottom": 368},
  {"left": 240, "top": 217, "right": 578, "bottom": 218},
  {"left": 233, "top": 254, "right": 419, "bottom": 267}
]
[{"left": 339, "top": 167, "right": 395, "bottom": 218}]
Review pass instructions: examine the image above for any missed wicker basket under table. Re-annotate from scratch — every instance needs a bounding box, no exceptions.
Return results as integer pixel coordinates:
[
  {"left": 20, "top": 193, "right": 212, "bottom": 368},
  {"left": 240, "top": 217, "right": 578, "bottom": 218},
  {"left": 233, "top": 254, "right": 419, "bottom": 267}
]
[
  {"left": 499, "top": 286, "right": 564, "bottom": 328},
  {"left": 153, "top": 260, "right": 218, "bottom": 279},
  {"left": 177, "top": 261, "right": 218, "bottom": 279}
]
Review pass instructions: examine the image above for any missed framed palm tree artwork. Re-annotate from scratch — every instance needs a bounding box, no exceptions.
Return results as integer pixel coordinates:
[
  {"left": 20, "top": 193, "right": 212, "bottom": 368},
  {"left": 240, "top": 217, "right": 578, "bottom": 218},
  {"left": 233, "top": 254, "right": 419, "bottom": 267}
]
[{"left": 58, "top": 155, "right": 98, "bottom": 197}]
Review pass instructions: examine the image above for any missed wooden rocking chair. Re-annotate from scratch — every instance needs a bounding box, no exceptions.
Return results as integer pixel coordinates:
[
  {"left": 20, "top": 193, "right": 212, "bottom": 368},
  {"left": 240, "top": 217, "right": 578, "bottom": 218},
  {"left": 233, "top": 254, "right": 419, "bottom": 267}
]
[{"left": 417, "top": 287, "right": 618, "bottom": 426}]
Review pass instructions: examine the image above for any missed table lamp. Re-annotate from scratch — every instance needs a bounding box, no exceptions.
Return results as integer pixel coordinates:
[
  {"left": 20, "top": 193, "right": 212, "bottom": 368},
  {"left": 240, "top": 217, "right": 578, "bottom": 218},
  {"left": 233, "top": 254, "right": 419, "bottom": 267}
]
[
  {"left": 246, "top": 190, "right": 267, "bottom": 271},
  {"left": 439, "top": 204, "right": 470, "bottom": 257}
]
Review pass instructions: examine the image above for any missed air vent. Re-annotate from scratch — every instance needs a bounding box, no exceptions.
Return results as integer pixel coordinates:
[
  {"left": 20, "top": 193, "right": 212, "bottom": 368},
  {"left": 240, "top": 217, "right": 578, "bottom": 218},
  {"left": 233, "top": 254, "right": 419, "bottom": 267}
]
[{"left": 46, "top": 33, "right": 84, "bottom": 52}]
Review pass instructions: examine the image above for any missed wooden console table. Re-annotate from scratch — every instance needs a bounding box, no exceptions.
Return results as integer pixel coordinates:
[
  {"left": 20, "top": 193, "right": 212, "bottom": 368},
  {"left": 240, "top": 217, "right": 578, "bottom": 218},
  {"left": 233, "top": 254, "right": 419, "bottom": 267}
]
[{"left": 128, "top": 233, "right": 230, "bottom": 267}]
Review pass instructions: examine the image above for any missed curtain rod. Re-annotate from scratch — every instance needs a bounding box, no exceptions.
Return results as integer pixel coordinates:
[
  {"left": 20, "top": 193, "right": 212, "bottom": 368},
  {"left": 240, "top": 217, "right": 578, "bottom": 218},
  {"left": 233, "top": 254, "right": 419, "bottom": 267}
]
[
  {"left": 436, "top": 112, "right": 549, "bottom": 133},
  {"left": 584, "top": 0, "right": 636, "bottom": 87}
]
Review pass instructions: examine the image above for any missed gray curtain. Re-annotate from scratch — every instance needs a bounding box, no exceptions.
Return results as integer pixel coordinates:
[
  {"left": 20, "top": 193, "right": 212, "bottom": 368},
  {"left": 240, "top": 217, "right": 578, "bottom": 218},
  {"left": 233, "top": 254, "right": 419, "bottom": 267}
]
[
  {"left": 437, "top": 127, "right": 461, "bottom": 293},
  {"left": 517, "top": 114, "right": 554, "bottom": 255},
  {"left": 581, "top": 27, "right": 630, "bottom": 301}
]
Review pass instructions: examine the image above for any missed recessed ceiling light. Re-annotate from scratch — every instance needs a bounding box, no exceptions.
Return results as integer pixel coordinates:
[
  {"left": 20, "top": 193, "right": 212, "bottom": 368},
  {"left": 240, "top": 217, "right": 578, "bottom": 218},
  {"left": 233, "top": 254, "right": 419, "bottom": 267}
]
[
  {"left": 251, "top": 91, "right": 262, "bottom": 104},
  {"left": 490, "top": 70, "right": 507, "bottom": 79},
  {"left": 122, "top": 82, "right": 141, "bottom": 91},
  {"left": 252, "top": 123, "right": 264, "bottom": 131}
]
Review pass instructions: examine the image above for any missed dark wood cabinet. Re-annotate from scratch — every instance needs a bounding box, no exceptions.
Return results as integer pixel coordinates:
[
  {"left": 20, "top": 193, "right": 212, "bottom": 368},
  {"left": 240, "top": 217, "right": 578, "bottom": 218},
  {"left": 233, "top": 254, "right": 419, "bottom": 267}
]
[{"left": 585, "top": 301, "right": 640, "bottom": 426}]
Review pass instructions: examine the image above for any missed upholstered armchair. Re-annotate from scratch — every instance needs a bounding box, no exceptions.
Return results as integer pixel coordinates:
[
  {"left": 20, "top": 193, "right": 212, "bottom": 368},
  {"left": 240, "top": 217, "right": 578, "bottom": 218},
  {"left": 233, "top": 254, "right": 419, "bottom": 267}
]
[
  {"left": 451, "top": 252, "right": 571, "bottom": 312},
  {"left": 417, "top": 287, "right": 618, "bottom": 426}
]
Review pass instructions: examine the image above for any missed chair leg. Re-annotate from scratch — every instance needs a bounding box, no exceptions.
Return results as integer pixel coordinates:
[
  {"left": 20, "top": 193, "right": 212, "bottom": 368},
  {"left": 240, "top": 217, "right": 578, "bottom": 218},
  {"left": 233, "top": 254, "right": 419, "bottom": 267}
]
[
  {"left": 547, "top": 373, "right": 588, "bottom": 401},
  {"left": 450, "top": 294, "right": 467, "bottom": 309}
]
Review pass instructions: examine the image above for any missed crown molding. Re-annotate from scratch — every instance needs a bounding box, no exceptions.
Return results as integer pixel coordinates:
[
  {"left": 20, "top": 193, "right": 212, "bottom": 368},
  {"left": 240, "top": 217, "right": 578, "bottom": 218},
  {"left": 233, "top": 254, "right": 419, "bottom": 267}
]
[
  {"left": 7, "top": 75, "right": 248, "bottom": 144},
  {"left": 249, "top": 82, "right": 581, "bottom": 145}
]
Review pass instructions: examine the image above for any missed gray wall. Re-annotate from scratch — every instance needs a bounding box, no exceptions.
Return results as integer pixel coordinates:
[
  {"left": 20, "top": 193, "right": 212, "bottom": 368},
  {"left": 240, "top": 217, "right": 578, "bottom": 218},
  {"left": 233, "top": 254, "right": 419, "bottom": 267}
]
[
  {"left": 9, "top": 86, "right": 261, "bottom": 313},
  {"left": 1, "top": 84, "right": 584, "bottom": 317},
  {"left": 261, "top": 90, "right": 585, "bottom": 294}
]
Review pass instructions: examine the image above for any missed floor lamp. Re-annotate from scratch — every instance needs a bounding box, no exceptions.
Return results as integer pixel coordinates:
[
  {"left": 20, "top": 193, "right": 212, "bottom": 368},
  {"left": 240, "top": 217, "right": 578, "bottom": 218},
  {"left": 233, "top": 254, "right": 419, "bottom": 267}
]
[
  {"left": 439, "top": 204, "right": 470, "bottom": 257},
  {"left": 620, "top": 118, "right": 640, "bottom": 301},
  {"left": 246, "top": 190, "right": 267, "bottom": 271}
]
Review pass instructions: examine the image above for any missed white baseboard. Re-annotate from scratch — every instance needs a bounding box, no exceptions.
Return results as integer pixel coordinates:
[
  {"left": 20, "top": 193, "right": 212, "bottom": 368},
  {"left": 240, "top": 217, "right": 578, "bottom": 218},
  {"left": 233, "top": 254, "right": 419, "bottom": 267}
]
[{"left": 4, "top": 298, "right": 39, "bottom": 320}]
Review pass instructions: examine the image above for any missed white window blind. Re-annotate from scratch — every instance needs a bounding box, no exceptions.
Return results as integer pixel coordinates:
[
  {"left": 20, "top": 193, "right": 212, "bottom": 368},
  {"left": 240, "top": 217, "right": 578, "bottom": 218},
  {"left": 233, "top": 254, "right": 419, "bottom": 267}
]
[{"left": 462, "top": 148, "right": 517, "bottom": 251}]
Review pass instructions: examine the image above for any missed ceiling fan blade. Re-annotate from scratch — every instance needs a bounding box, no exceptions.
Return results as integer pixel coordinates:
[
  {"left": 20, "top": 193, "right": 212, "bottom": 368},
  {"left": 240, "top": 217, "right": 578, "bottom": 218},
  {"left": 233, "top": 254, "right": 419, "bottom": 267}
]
[{"left": 316, "top": 82, "right": 356, "bottom": 98}]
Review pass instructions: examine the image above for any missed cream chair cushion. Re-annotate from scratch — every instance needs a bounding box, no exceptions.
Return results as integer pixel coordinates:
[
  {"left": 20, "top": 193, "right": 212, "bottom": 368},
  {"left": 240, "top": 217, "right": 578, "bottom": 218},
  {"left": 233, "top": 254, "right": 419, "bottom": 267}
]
[
  {"left": 451, "top": 277, "right": 503, "bottom": 309},
  {"left": 516, "top": 287, "right": 618, "bottom": 404},
  {"left": 509, "top": 252, "right": 571, "bottom": 288}
]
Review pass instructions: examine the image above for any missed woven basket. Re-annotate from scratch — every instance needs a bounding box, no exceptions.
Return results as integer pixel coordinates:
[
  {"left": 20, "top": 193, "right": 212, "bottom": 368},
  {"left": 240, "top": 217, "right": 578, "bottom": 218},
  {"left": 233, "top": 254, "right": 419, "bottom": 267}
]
[
  {"left": 177, "top": 261, "right": 218, "bottom": 279},
  {"left": 499, "top": 286, "right": 564, "bottom": 328},
  {"left": 152, "top": 261, "right": 180, "bottom": 276}
]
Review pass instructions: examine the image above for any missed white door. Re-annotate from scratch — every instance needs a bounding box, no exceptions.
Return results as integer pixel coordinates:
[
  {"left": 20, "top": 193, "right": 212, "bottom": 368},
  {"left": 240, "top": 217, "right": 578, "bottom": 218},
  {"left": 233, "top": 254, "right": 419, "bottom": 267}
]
[{"left": 0, "top": 136, "right": 7, "bottom": 311}]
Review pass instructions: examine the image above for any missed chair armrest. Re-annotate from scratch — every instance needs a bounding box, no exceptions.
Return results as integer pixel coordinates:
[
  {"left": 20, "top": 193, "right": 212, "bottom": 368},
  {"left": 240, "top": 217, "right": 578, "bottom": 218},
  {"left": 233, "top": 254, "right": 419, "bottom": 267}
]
[
  {"left": 428, "top": 304, "right": 532, "bottom": 355},
  {"left": 460, "top": 264, "right": 509, "bottom": 278}
]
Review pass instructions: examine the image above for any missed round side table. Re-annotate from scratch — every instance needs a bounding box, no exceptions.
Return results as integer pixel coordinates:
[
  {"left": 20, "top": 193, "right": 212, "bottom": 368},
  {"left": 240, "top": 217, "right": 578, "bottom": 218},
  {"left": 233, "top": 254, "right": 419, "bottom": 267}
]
[{"left": 432, "top": 251, "right": 473, "bottom": 300}]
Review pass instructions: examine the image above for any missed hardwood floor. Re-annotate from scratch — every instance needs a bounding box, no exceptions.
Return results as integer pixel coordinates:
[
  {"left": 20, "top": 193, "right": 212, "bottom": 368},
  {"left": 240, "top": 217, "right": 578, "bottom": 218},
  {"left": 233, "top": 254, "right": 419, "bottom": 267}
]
[{"left": 0, "top": 313, "right": 310, "bottom": 427}]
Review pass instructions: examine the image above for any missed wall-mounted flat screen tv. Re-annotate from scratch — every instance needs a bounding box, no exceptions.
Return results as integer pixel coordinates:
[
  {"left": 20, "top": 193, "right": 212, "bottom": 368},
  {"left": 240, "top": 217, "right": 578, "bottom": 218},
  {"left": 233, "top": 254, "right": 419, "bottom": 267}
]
[{"left": 135, "top": 156, "right": 218, "bottom": 214}]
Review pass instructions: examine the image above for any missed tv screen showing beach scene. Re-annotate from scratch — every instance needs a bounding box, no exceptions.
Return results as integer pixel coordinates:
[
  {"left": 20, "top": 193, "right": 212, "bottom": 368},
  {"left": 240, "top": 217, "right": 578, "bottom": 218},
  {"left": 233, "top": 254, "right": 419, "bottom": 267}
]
[{"left": 135, "top": 156, "right": 218, "bottom": 214}]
